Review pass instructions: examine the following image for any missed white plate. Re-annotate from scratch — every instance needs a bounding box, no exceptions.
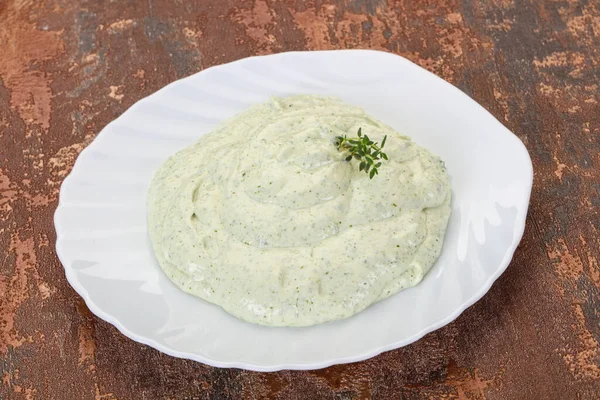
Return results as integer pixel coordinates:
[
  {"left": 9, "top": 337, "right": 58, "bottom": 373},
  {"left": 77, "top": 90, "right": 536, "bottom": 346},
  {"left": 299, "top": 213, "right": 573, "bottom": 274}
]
[{"left": 54, "top": 50, "right": 533, "bottom": 371}]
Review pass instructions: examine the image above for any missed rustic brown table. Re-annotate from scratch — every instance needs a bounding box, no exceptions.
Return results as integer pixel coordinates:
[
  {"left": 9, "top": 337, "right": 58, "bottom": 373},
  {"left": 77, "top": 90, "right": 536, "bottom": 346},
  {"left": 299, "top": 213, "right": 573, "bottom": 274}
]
[{"left": 1, "top": 0, "right": 599, "bottom": 399}]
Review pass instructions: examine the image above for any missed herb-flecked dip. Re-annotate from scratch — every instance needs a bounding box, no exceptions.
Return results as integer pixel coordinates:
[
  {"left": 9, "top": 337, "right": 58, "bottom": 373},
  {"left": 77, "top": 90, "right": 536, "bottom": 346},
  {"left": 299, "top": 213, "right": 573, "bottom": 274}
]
[{"left": 148, "top": 95, "right": 451, "bottom": 326}]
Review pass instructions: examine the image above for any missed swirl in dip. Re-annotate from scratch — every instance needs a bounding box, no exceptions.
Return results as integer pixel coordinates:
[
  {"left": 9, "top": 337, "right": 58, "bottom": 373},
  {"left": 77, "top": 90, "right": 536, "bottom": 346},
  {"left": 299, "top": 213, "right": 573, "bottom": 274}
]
[{"left": 148, "top": 95, "right": 451, "bottom": 326}]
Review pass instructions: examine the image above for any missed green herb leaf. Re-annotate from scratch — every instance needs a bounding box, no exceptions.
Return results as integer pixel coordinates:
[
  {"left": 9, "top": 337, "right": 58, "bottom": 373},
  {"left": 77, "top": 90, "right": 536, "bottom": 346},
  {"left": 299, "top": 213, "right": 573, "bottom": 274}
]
[{"left": 335, "top": 128, "right": 390, "bottom": 179}]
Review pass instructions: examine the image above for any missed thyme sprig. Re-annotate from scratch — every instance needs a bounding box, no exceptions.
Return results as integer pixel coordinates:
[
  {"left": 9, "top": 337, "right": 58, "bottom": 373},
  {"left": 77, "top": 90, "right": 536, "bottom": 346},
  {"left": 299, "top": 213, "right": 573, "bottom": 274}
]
[{"left": 335, "top": 128, "right": 388, "bottom": 179}]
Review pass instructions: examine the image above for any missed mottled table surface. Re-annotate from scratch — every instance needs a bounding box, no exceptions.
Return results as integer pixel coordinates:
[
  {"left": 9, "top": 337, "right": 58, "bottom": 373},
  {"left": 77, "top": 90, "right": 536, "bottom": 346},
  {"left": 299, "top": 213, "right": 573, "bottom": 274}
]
[{"left": 1, "top": 0, "right": 599, "bottom": 399}]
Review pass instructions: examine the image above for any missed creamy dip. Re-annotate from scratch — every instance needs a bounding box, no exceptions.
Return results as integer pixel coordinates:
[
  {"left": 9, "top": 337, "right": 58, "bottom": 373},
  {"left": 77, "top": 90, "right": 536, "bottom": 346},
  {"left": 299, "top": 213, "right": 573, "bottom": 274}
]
[{"left": 148, "top": 95, "right": 451, "bottom": 326}]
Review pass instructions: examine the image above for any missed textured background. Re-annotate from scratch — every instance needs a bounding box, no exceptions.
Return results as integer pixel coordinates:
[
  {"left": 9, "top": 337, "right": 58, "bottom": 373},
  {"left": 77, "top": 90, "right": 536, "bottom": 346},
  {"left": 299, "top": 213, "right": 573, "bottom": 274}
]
[{"left": 1, "top": 0, "right": 599, "bottom": 399}]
